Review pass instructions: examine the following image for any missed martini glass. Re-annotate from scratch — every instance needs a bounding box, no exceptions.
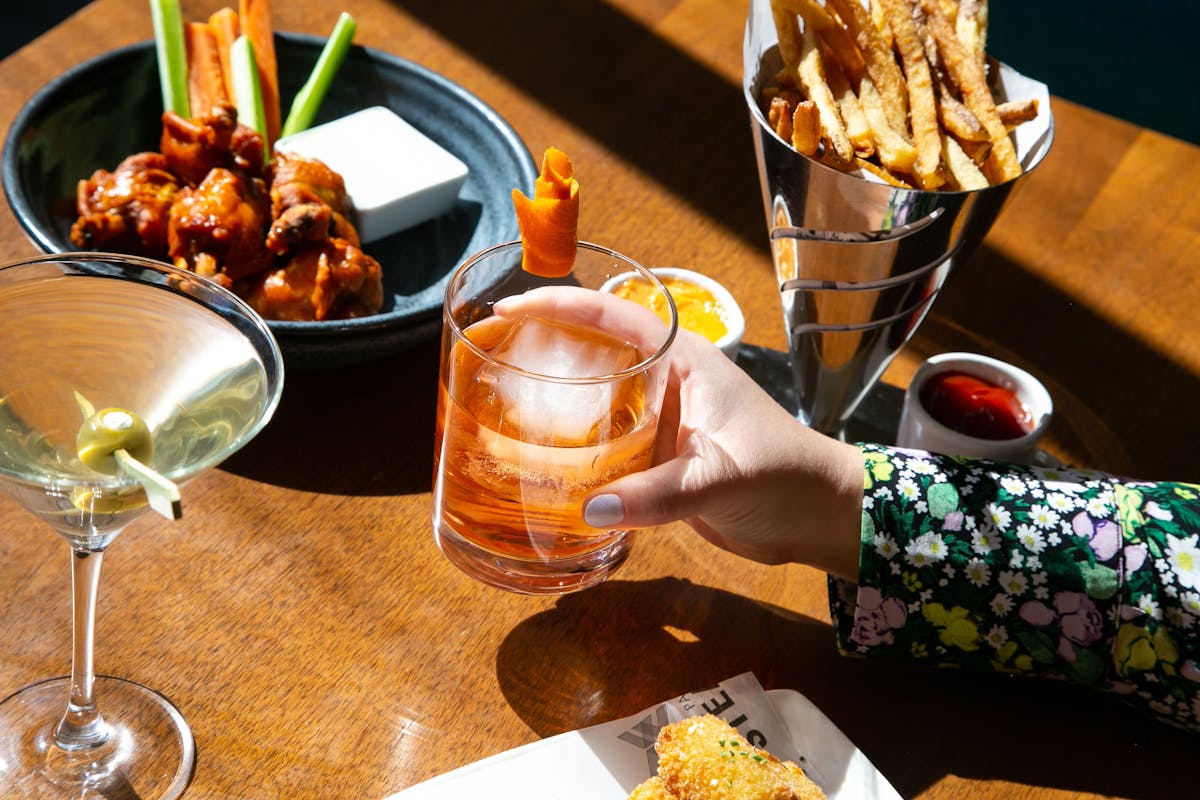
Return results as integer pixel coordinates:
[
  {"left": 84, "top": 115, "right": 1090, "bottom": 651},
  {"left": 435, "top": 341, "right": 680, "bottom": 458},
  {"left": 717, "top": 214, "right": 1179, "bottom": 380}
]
[{"left": 0, "top": 253, "right": 284, "bottom": 798}]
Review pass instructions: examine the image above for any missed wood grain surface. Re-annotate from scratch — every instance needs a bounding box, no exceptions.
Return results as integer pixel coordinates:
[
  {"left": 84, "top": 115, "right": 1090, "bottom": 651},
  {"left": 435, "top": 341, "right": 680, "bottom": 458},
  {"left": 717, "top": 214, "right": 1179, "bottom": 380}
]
[{"left": 0, "top": 2, "right": 1196, "bottom": 799}]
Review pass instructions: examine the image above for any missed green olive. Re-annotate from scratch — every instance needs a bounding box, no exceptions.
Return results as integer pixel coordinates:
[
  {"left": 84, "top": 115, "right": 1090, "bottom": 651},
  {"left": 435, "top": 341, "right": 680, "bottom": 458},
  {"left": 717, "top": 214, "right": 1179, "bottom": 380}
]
[
  {"left": 76, "top": 408, "right": 154, "bottom": 475},
  {"left": 70, "top": 486, "right": 148, "bottom": 514}
]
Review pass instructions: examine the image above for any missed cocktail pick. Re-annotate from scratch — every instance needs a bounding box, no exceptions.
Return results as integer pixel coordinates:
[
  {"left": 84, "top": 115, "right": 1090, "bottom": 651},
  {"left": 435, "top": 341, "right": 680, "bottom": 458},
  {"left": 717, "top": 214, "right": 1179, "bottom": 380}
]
[
  {"left": 73, "top": 390, "right": 95, "bottom": 419},
  {"left": 114, "top": 448, "right": 182, "bottom": 520}
]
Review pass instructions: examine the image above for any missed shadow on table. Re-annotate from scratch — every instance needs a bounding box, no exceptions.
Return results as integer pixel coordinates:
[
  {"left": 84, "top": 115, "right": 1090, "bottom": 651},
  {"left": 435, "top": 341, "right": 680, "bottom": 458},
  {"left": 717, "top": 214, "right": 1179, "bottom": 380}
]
[
  {"left": 395, "top": 0, "right": 766, "bottom": 254},
  {"left": 736, "top": 344, "right": 905, "bottom": 446},
  {"left": 737, "top": 233, "right": 1200, "bottom": 480},
  {"left": 496, "top": 577, "right": 1191, "bottom": 799},
  {"left": 936, "top": 241, "right": 1200, "bottom": 480},
  {"left": 219, "top": 336, "right": 442, "bottom": 497}
]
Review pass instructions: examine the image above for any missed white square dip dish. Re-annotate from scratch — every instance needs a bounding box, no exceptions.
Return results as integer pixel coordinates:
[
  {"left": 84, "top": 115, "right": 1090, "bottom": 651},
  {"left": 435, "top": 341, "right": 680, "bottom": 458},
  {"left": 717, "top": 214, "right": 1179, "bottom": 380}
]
[{"left": 274, "top": 105, "right": 469, "bottom": 243}]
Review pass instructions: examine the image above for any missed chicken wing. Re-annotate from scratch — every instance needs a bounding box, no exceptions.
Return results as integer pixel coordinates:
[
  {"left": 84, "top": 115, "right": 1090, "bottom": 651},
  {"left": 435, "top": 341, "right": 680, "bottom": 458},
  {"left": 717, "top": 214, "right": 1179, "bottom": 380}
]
[
  {"left": 240, "top": 237, "right": 382, "bottom": 321},
  {"left": 265, "top": 151, "right": 359, "bottom": 253},
  {"left": 167, "top": 167, "right": 274, "bottom": 287},
  {"left": 71, "top": 152, "right": 180, "bottom": 256},
  {"left": 160, "top": 106, "right": 265, "bottom": 187}
]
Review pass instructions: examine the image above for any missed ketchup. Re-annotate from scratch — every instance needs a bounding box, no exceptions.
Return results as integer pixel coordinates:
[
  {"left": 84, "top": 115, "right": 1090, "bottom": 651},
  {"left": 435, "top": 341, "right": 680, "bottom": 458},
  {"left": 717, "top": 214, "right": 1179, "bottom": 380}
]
[{"left": 919, "top": 371, "right": 1033, "bottom": 440}]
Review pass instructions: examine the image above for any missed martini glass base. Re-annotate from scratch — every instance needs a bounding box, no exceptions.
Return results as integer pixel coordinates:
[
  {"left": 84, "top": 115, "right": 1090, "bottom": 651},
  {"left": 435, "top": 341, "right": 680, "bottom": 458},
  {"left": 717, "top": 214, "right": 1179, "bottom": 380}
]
[{"left": 0, "top": 675, "right": 194, "bottom": 799}]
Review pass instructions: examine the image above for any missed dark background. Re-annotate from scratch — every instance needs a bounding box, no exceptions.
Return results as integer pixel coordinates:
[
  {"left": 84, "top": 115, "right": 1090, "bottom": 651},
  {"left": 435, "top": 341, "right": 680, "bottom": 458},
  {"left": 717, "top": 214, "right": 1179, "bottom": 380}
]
[{"left": 4, "top": 2, "right": 1199, "bottom": 144}]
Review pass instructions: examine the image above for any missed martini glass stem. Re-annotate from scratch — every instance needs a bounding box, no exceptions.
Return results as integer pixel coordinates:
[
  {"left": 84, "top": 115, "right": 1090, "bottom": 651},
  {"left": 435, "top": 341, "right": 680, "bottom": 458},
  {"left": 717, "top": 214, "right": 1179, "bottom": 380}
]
[{"left": 53, "top": 547, "right": 109, "bottom": 749}]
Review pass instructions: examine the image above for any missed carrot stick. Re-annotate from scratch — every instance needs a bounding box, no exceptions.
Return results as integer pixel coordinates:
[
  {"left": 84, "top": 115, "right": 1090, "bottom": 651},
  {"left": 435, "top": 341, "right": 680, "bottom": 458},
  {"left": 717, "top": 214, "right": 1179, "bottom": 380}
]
[
  {"left": 185, "top": 22, "right": 229, "bottom": 116},
  {"left": 511, "top": 148, "right": 579, "bottom": 278},
  {"left": 238, "top": 0, "right": 280, "bottom": 147},
  {"left": 209, "top": 7, "right": 240, "bottom": 108}
]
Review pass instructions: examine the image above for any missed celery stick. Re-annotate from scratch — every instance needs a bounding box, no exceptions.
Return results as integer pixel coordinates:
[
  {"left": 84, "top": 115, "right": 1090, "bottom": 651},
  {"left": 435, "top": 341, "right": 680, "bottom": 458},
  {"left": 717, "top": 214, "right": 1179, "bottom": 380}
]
[
  {"left": 230, "top": 36, "right": 268, "bottom": 156},
  {"left": 149, "top": 0, "right": 189, "bottom": 117},
  {"left": 280, "top": 12, "right": 358, "bottom": 138}
]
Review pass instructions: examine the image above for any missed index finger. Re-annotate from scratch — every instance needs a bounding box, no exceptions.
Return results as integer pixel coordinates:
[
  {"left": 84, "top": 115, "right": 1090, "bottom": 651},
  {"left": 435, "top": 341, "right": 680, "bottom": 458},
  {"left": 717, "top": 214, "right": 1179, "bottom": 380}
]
[{"left": 492, "top": 285, "right": 678, "bottom": 358}]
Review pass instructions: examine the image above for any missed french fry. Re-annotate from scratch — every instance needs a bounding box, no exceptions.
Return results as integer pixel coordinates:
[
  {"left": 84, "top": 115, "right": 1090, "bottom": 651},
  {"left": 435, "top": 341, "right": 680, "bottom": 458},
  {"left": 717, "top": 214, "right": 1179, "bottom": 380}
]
[
  {"left": 956, "top": 0, "right": 988, "bottom": 70},
  {"left": 796, "top": 21, "right": 854, "bottom": 161},
  {"left": 209, "top": 8, "right": 239, "bottom": 107},
  {"left": 958, "top": 137, "right": 992, "bottom": 166},
  {"left": 921, "top": 0, "right": 1020, "bottom": 183},
  {"left": 869, "top": 0, "right": 894, "bottom": 50},
  {"left": 942, "top": 133, "right": 988, "bottom": 190},
  {"left": 184, "top": 22, "right": 229, "bottom": 116},
  {"left": 815, "top": 19, "right": 865, "bottom": 85},
  {"left": 762, "top": 0, "right": 1032, "bottom": 190},
  {"left": 821, "top": 150, "right": 913, "bottom": 188},
  {"left": 911, "top": 0, "right": 941, "bottom": 72},
  {"left": 780, "top": 0, "right": 865, "bottom": 83},
  {"left": 818, "top": 41, "right": 874, "bottom": 157},
  {"left": 239, "top": 0, "right": 280, "bottom": 146},
  {"left": 768, "top": 95, "right": 795, "bottom": 141},
  {"left": 827, "top": 0, "right": 909, "bottom": 136},
  {"left": 878, "top": 0, "right": 943, "bottom": 189},
  {"left": 792, "top": 99, "right": 822, "bottom": 156},
  {"left": 857, "top": 75, "right": 917, "bottom": 175},
  {"left": 770, "top": 1, "right": 805, "bottom": 81},
  {"left": 913, "top": 5, "right": 991, "bottom": 157},
  {"left": 937, "top": 81, "right": 988, "bottom": 142},
  {"left": 855, "top": 155, "right": 912, "bottom": 187},
  {"left": 997, "top": 97, "right": 1039, "bottom": 130}
]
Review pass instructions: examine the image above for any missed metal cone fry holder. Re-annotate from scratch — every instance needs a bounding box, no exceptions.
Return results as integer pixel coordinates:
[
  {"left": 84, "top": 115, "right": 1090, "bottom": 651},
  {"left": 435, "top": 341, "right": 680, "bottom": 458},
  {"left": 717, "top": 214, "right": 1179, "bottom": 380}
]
[{"left": 743, "top": 0, "right": 1054, "bottom": 438}]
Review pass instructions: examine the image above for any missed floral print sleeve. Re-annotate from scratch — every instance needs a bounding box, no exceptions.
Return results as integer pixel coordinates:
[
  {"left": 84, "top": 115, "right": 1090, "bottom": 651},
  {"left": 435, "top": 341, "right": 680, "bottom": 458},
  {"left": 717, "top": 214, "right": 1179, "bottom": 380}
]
[{"left": 828, "top": 443, "right": 1200, "bottom": 732}]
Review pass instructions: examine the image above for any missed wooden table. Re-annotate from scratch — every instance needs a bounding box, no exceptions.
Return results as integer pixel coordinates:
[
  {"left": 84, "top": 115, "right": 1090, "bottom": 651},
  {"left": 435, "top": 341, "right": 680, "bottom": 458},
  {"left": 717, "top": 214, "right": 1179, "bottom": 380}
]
[{"left": 1, "top": 1, "right": 1197, "bottom": 798}]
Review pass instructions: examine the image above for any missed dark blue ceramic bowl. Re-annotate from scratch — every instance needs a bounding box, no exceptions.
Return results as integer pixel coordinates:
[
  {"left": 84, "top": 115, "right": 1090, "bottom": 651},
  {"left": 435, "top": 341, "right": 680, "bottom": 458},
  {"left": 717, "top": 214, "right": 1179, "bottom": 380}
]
[{"left": 2, "top": 32, "right": 536, "bottom": 369}]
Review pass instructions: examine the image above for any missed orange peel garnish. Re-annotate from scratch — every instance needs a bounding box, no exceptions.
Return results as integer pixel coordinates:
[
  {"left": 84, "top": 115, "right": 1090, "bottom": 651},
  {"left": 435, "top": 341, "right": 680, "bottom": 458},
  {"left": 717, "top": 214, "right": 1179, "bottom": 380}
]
[{"left": 512, "top": 147, "right": 579, "bottom": 277}]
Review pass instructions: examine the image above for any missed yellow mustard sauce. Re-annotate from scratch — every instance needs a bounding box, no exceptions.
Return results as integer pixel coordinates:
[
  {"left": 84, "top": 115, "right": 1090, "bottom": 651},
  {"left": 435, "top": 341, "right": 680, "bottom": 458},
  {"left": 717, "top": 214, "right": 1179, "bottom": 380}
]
[{"left": 614, "top": 275, "right": 729, "bottom": 344}]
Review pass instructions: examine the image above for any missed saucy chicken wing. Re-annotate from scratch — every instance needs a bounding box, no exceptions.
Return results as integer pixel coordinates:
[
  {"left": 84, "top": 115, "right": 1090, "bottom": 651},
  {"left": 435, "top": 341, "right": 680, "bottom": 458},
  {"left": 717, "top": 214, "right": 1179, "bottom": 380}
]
[
  {"left": 73, "top": 107, "right": 385, "bottom": 322},
  {"left": 71, "top": 152, "right": 180, "bottom": 256},
  {"left": 266, "top": 151, "right": 359, "bottom": 252},
  {"left": 168, "top": 167, "right": 274, "bottom": 288},
  {"left": 241, "top": 237, "right": 383, "bottom": 321},
  {"left": 160, "top": 106, "right": 265, "bottom": 186}
]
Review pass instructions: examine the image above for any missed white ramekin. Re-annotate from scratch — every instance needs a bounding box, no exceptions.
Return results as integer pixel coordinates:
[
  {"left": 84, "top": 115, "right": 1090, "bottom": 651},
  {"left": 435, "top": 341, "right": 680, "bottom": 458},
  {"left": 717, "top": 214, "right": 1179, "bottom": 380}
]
[
  {"left": 896, "top": 352, "right": 1053, "bottom": 463},
  {"left": 601, "top": 267, "right": 745, "bottom": 360}
]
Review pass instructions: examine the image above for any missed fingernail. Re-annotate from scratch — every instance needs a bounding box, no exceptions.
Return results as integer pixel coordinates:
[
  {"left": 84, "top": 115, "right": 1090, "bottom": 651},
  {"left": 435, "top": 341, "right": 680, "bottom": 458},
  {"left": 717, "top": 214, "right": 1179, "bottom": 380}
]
[{"left": 584, "top": 494, "right": 624, "bottom": 528}]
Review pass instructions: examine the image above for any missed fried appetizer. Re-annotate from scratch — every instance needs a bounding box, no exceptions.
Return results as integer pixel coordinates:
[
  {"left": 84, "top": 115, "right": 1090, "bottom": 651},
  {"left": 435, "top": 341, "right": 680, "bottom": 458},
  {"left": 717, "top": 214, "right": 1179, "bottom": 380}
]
[
  {"left": 72, "top": 152, "right": 180, "bottom": 256},
  {"left": 240, "top": 237, "right": 382, "bottom": 321},
  {"left": 764, "top": 0, "right": 1039, "bottom": 190},
  {"left": 646, "top": 714, "right": 824, "bottom": 800},
  {"left": 629, "top": 776, "right": 676, "bottom": 800}
]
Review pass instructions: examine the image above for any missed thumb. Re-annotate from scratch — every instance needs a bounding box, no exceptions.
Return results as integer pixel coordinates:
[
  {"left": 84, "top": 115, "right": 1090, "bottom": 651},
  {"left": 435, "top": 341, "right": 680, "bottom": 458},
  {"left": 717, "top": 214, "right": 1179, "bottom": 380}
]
[{"left": 583, "top": 442, "right": 730, "bottom": 529}]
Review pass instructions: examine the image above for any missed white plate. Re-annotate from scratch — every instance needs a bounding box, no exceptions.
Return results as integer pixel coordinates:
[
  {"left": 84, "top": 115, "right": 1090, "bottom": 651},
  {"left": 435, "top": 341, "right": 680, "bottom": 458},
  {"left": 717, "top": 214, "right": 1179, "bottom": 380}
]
[{"left": 385, "top": 688, "right": 901, "bottom": 799}]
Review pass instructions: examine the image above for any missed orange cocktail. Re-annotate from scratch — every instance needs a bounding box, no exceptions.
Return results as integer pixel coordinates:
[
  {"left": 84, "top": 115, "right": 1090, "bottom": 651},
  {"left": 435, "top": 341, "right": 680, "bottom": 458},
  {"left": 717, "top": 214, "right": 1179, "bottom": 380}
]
[{"left": 432, "top": 241, "right": 677, "bottom": 594}]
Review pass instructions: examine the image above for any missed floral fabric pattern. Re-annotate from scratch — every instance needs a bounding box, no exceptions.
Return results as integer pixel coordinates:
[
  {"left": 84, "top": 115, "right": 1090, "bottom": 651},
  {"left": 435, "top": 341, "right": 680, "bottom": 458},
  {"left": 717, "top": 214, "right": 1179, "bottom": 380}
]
[{"left": 829, "top": 443, "right": 1200, "bottom": 732}]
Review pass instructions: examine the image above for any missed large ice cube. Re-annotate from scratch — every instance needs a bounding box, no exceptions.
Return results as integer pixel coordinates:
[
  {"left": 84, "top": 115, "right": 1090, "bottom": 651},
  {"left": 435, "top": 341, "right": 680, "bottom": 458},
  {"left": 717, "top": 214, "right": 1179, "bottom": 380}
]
[{"left": 487, "top": 315, "right": 639, "bottom": 444}]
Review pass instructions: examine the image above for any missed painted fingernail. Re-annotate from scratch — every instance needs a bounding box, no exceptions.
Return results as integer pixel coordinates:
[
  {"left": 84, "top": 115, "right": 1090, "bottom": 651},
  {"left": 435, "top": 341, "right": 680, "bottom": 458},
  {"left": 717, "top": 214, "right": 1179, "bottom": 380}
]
[{"left": 584, "top": 494, "right": 624, "bottom": 527}]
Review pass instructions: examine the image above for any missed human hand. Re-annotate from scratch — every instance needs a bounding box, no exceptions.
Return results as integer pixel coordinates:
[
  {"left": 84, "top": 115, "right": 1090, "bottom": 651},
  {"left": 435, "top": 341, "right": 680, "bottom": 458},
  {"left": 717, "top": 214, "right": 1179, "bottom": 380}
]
[{"left": 494, "top": 286, "right": 863, "bottom": 579}]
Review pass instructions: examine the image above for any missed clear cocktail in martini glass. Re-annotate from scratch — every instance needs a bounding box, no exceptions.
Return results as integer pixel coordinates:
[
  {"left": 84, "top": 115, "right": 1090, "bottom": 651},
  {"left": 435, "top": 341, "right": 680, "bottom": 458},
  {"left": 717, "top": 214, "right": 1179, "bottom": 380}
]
[{"left": 0, "top": 253, "right": 284, "bottom": 798}]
